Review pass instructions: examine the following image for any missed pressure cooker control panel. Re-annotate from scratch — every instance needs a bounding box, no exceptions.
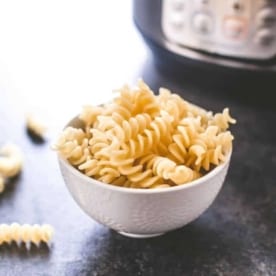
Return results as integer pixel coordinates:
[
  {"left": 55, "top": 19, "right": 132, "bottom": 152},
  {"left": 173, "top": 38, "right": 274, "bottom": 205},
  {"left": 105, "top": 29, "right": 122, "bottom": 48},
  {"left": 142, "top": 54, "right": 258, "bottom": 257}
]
[{"left": 162, "top": 0, "right": 276, "bottom": 59}]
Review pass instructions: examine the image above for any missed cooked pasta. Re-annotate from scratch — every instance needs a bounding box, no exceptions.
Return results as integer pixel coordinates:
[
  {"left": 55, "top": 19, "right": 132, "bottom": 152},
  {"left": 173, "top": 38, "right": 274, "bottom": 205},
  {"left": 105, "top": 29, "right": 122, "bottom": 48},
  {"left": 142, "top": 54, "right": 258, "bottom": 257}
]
[
  {"left": 112, "top": 113, "right": 152, "bottom": 142},
  {"left": 26, "top": 114, "right": 46, "bottom": 139},
  {"left": 52, "top": 127, "right": 90, "bottom": 165},
  {"left": 79, "top": 105, "right": 104, "bottom": 130},
  {"left": 143, "top": 155, "right": 200, "bottom": 185},
  {"left": 53, "top": 80, "right": 236, "bottom": 189},
  {"left": 158, "top": 87, "right": 188, "bottom": 125},
  {"left": 209, "top": 108, "right": 236, "bottom": 131},
  {"left": 0, "top": 223, "right": 54, "bottom": 247},
  {"left": 0, "top": 143, "right": 23, "bottom": 178}
]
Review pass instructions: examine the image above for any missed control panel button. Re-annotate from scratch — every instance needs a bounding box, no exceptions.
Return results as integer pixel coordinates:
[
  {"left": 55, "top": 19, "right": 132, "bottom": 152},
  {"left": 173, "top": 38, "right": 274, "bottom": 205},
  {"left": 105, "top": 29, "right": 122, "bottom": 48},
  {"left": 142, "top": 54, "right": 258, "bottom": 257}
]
[
  {"left": 256, "top": 8, "right": 276, "bottom": 27},
  {"left": 254, "top": 29, "right": 275, "bottom": 46},
  {"left": 169, "top": 13, "right": 184, "bottom": 29},
  {"left": 196, "top": 0, "right": 210, "bottom": 5},
  {"left": 229, "top": 0, "right": 244, "bottom": 13},
  {"left": 223, "top": 18, "right": 246, "bottom": 39},
  {"left": 171, "top": 0, "right": 185, "bottom": 11},
  {"left": 193, "top": 13, "right": 213, "bottom": 34}
]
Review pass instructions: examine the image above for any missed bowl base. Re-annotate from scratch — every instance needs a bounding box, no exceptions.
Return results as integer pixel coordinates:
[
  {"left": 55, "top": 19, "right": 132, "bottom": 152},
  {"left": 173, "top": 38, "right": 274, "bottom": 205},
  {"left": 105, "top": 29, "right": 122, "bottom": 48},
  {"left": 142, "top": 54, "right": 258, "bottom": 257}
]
[{"left": 118, "top": 231, "right": 165, "bottom": 238}]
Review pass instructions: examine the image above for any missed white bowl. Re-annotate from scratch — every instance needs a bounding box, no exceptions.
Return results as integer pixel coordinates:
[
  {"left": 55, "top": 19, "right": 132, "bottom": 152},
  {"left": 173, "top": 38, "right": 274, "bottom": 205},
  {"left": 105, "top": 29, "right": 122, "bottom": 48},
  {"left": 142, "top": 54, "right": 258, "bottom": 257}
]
[{"left": 58, "top": 117, "right": 231, "bottom": 238}]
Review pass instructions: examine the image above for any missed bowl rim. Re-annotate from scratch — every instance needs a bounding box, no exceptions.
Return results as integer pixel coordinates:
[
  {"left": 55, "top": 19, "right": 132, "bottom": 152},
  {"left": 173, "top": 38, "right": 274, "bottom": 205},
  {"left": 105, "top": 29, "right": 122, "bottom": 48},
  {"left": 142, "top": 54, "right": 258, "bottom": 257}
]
[{"left": 58, "top": 149, "right": 231, "bottom": 194}]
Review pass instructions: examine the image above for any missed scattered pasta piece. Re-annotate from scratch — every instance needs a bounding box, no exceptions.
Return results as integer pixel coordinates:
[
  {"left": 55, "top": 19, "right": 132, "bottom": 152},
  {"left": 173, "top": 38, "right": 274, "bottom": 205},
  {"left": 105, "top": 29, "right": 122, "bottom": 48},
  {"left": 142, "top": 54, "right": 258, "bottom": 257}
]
[
  {"left": 0, "top": 143, "right": 23, "bottom": 178},
  {"left": 0, "top": 223, "right": 54, "bottom": 248},
  {"left": 53, "top": 80, "right": 236, "bottom": 189},
  {"left": 26, "top": 114, "right": 46, "bottom": 139},
  {"left": 0, "top": 176, "right": 5, "bottom": 193}
]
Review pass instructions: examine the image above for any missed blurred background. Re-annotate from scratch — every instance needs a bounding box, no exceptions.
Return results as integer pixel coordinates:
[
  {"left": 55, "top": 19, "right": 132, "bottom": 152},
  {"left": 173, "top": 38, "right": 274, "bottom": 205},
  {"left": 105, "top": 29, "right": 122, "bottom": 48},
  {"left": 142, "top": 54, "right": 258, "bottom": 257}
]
[{"left": 0, "top": 1, "right": 145, "bottom": 132}]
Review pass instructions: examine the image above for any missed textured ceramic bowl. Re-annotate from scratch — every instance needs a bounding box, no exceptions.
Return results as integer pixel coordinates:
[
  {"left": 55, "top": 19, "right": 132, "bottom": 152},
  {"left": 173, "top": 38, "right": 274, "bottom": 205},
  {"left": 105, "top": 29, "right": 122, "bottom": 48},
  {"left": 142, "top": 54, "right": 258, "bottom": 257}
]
[{"left": 58, "top": 117, "right": 231, "bottom": 238}]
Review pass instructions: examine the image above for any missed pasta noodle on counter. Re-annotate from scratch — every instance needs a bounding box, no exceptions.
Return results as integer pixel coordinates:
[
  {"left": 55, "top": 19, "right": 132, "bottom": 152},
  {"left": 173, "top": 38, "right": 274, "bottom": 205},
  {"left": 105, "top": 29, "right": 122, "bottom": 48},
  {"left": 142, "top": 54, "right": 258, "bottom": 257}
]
[
  {"left": 0, "top": 143, "right": 23, "bottom": 178},
  {"left": 26, "top": 114, "right": 46, "bottom": 139},
  {"left": 53, "top": 80, "right": 236, "bottom": 189},
  {"left": 0, "top": 223, "right": 54, "bottom": 247}
]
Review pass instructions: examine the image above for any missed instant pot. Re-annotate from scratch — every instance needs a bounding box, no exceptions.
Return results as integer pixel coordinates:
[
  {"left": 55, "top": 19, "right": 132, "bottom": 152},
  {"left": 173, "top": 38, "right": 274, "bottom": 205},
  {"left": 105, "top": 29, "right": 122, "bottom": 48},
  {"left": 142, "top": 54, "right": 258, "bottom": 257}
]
[{"left": 133, "top": 0, "right": 276, "bottom": 88}]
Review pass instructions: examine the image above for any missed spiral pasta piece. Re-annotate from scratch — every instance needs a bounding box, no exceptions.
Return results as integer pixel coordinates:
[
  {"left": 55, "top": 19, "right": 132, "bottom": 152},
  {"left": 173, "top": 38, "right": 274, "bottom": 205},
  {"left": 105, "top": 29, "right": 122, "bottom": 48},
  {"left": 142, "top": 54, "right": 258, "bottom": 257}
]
[
  {"left": 69, "top": 139, "right": 90, "bottom": 165},
  {"left": 150, "top": 156, "right": 177, "bottom": 180},
  {"left": 189, "top": 144, "right": 207, "bottom": 166},
  {"left": 78, "top": 158, "right": 111, "bottom": 179},
  {"left": 108, "top": 149, "right": 164, "bottom": 187},
  {"left": 113, "top": 155, "right": 143, "bottom": 177},
  {"left": 53, "top": 127, "right": 90, "bottom": 165},
  {"left": 96, "top": 115, "right": 118, "bottom": 132},
  {"left": 168, "top": 118, "right": 202, "bottom": 164},
  {"left": 119, "top": 111, "right": 173, "bottom": 159},
  {"left": 79, "top": 105, "right": 105, "bottom": 132},
  {"left": 132, "top": 79, "right": 160, "bottom": 117},
  {"left": 187, "top": 103, "right": 213, "bottom": 127},
  {"left": 112, "top": 113, "right": 152, "bottom": 142},
  {"left": 200, "top": 146, "right": 225, "bottom": 171},
  {"left": 0, "top": 143, "right": 23, "bottom": 178},
  {"left": 53, "top": 127, "right": 87, "bottom": 150},
  {"left": 26, "top": 114, "right": 46, "bottom": 139},
  {"left": 103, "top": 85, "right": 136, "bottom": 122},
  {"left": 198, "top": 126, "right": 219, "bottom": 148},
  {"left": 144, "top": 155, "right": 200, "bottom": 185},
  {"left": 168, "top": 165, "right": 200, "bottom": 185},
  {"left": 186, "top": 126, "right": 234, "bottom": 171},
  {"left": 158, "top": 87, "right": 189, "bottom": 125},
  {"left": 78, "top": 158, "right": 99, "bottom": 177},
  {"left": 92, "top": 136, "right": 121, "bottom": 160},
  {"left": 215, "top": 131, "right": 234, "bottom": 153},
  {"left": 0, "top": 223, "right": 54, "bottom": 247},
  {"left": 209, "top": 108, "right": 236, "bottom": 131},
  {"left": 112, "top": 84, "right": 135, "bottom": 116}
]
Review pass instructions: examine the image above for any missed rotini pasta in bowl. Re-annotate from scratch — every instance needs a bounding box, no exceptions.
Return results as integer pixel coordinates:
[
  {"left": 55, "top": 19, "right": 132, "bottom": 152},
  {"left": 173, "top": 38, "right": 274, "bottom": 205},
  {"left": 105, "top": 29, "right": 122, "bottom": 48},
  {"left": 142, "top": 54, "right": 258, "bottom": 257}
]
[{"left": 54, "top": 80, "right": 235, "bottom": 238}]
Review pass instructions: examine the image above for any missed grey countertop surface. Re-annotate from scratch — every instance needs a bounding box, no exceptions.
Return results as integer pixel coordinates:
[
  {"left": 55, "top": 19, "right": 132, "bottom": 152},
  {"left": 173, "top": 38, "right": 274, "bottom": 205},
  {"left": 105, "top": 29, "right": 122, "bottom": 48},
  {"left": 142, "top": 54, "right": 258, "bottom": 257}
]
[{"left": 0, "top": 2, "right": 276, "bottom": 276}]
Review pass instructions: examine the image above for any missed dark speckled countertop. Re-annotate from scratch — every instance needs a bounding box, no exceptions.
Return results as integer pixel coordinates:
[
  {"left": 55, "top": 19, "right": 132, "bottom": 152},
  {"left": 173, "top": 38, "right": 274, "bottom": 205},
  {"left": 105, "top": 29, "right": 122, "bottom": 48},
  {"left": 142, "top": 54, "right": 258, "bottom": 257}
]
[{"left": 0, "top": 2, "right": 275, "bottom": 276}]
